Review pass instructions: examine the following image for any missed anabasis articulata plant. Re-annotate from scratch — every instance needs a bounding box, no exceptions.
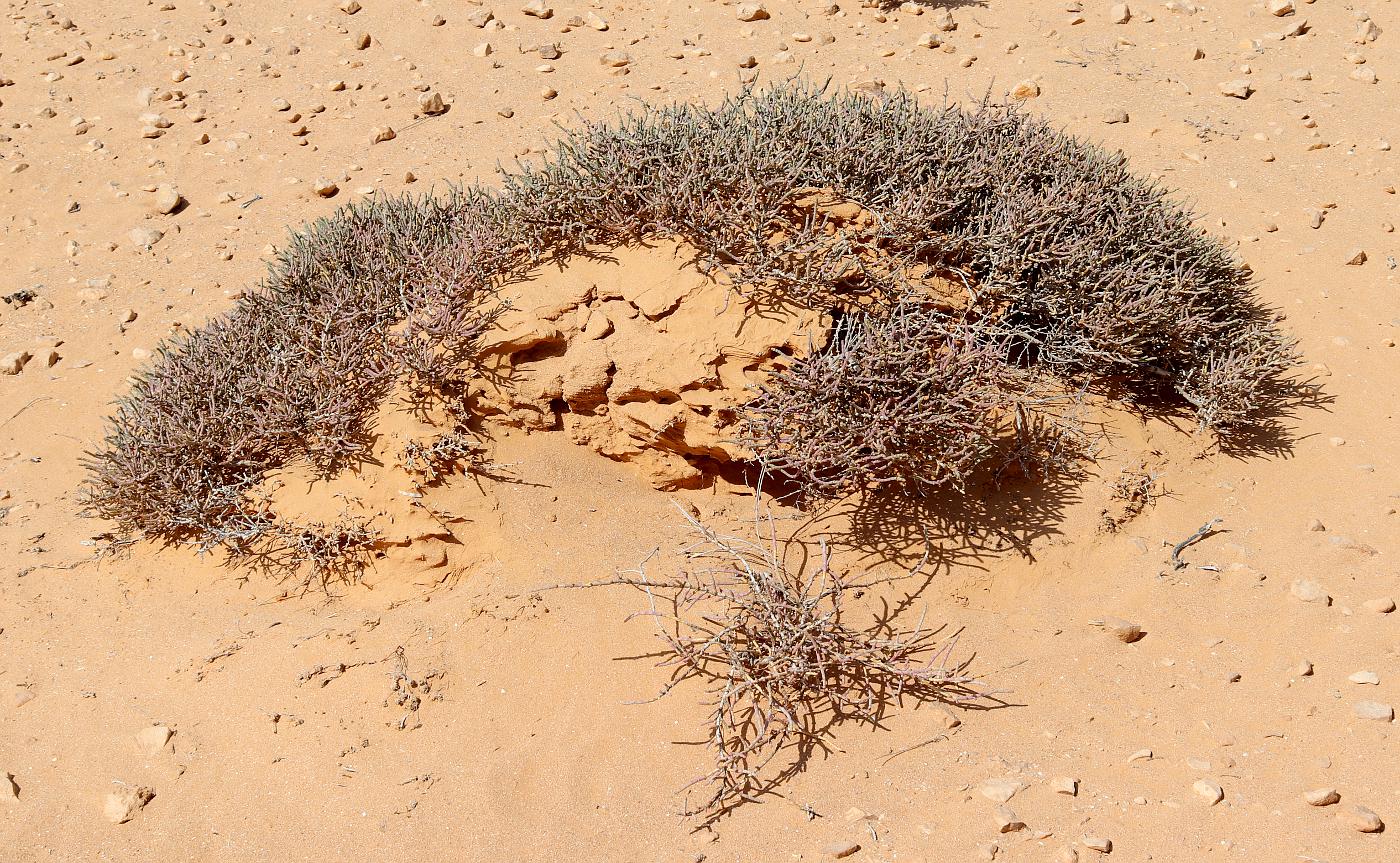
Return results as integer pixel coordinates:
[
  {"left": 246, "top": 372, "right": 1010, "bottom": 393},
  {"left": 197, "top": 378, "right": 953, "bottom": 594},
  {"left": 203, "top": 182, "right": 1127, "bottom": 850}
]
[{"left": 83, "top": 81, "right": 1296, "bottom": 581}]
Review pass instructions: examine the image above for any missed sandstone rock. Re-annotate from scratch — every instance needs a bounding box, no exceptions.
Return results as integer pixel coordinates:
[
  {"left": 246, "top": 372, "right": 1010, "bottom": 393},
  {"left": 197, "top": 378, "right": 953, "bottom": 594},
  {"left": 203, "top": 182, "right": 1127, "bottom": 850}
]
[
  {"left": 3, "top": 772, "right": 17, "bottom": 800},
  {"left": 1354, "top": 700, "right": 1393, "bottom": 721},
  {"left": 466, "top": 8, "right": 494, "bottom": 27},
  {"left": 313, "top": 178, "right": 339, "bottom": 198},
  {"left": 1109, "top": 4, "right": 1131, "bottom": 24},
  {"left": 1102, "top": 616, "right": 1142, "bottom": 643},
  {"left": 522, "top": 0, "right": 553, "bottom": 18},
  {"left": 584, "top": 11, "right": 609, "bottom": 30},
  {"left": 370, "top": 125, "right": 396, "bottom": 144},
  {"left": 1290, "top": 579, "right": 1329, "bottom": 604},
  {"left": 1011, "top": 80, "right": 1040, "bottom": 100},
  {"left": 1304, "top": 788, "right": 1340, "bottom": 806},
  {"left": 1345, "top": 249, "right": 1367, "bottom": 266},
  {"left": 979, "top": 778, "right": 1023, "bottom": 803},
  {"left": 1349, "top": 671, "right": 1380, "bottom": 685},
  {"left": 129, "top": 226, "right": 164, "bottom": 248},
  {"left": 418, "top": 91, "right": 446, "bottom": 115},
  {"left": 135, "top": 724, "right": 172, "bottom": 756},
  {"left": 583, "top": 309, "right": 612, "bottom": 340},
  {"left": 481, "top": 319, "right": 563, "bottom": 357},
  {"left": 822, "top": 841, "right": 861, "bottom": 859},
  {"left": 1081, "top": 836, "right": 1112, "bottom": 853},
  {"left": 993, "top": 804, "right": 1024, "bottom": 833},
  {"left": 353, "top": 32, "right": 371, "bottom": 50},
  {"left": 1363, "top": 597, "right": 1396, "bottom": 613},
  {"left": 1219, "top": 79, "right": 1253, "bottom": 99},
  {"left": 933, "top": 9, "right": 956, "bottom": 31},
  {"left": 473, "top": 42, "right": 494, "bottom": 57},
  {"left": 1193, "top": 780, "right": 1224, "bottom": 805},
  {"left": 561, "top": 345, "right": 612, "bottom": 410},
  {"left": 1, "top": 351, "right": 32, "bottom": 376},
  {"left": 1267, "top": 0, "right": 1294, "bottom": 16},
  {"left": 1340, "top": 805, "right": 1383, "bottom": 833},
  {"left": 1055, "top": 849, "right": 1079, "bottom": 863},
  {"left": 103, "top": 785, "right": 154, "bottom": 823},
  {"left": 153, "top": 184, "right": 182, "bottom": 215},
  {"left": 599, "top": 51, "right": 632, "bottom": 67},
  {"left": 735, "top": 3, "right": 770, "bottom": 22},
  {"left": 1051, "top": 776, "right": 1079, "bottom": 796}
]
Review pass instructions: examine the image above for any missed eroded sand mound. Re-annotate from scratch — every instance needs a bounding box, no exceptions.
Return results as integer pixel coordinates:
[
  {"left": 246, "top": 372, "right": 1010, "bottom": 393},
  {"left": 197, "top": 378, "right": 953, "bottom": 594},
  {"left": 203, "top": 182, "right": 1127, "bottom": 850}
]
[{"left": 471, "top": 240, "right": 831, "bottom": 489}]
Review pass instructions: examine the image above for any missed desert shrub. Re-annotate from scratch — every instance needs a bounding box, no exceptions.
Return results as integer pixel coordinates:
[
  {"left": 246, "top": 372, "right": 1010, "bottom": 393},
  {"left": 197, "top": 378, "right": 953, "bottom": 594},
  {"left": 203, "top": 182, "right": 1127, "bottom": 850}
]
[
  {"left": 566, "top": 513, "right": 986, "bottom": 819},
  {"left": 83, "top": 81, "right": 1296, "bottom": 579}
]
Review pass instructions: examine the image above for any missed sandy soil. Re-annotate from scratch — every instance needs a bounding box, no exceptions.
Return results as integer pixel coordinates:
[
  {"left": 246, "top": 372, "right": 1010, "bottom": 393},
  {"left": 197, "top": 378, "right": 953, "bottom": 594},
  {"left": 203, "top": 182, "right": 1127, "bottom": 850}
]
[{"left": 2, "top": 0, "right": 1398, "bottom": 860}]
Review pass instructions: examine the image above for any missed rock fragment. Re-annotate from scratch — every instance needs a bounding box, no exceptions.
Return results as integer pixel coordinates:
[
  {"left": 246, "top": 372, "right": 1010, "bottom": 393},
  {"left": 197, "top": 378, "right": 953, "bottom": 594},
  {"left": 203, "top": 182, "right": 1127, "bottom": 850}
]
[
  {"left": 1354, "top": 701, "right": 1394, "bottom": 721},
  {"left": 1109, "top": 4, "right": 1131, "bottom": 24},
  {"left": 1, "top": 352, "right": 32, "bottom": 376},
  {"left": 1304, "top": 788, "right": 1340, "bottom": 806},
  {"left": 1193, "top": 780, "right": 1224, "bottom": 805},
  {"left": 153, "top": 184, "right": 182, "bottom": 215},
  {"left": 135, "top": 725, "right": 172, "bottom": 756},
  {"left": 979, "top": 778, "right": 1023, "bottom": 803},
  {"left": 1362, "top": 597, "right": 1395, "bottom": 613},
  {"left": 129, "top": 226, "right": 164, "bottom": 248},
  {"left": 1290, "top": 579, "right": 1329, "bottom": 604},
  {"left": 103, "top": 785, "right": 154, "bottom": 824},
  {"left": 418, "top": 91, "right": 446, "bottom": 115},
  {"left": 1102, "top": 616, "right": 1142, "bottom": 643},
  {"left": 522, "top": 0, "right": 553, "bottom": 19},
  {"left": 1010, "top": 80, "right": 1040, "bottom": 100},
  {"left": 993, "top": 804, "right": 1025, "bottom": 833},
  {"left": 1340, "top": 805, "right": 1384, "bottom": 833},
  {"left": 1219, "top": 79, "right": 1253, "bottom": 99},
  {"left": 735, "top": 3, "right": 770, "bottom": 22}
]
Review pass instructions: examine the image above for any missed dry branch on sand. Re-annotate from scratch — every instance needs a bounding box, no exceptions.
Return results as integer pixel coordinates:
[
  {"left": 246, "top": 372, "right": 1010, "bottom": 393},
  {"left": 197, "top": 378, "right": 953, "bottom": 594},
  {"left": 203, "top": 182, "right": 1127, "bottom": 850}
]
[
  {"left": 551, "top": 511, "right": 988, "bottom": 820},
  {"left": 82, "top": 81, "right": 1296, "bottom": 582}
]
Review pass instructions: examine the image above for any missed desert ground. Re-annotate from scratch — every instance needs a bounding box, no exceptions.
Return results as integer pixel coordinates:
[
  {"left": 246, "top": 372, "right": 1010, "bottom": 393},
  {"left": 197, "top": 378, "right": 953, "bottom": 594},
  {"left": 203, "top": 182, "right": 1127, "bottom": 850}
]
[{"left": 2, "top": 0, "right": 1398, "bottom": 861}]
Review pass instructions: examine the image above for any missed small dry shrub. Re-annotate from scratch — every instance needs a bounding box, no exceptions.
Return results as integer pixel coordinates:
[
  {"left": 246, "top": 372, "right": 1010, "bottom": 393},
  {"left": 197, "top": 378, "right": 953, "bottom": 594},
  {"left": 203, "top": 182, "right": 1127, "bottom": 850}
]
[
  {"left": 739, "top": 303, "right": 1089, "bottom": 500},
  {"left": 585, "top": 513, "right": 985, "bottom": 819}
]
